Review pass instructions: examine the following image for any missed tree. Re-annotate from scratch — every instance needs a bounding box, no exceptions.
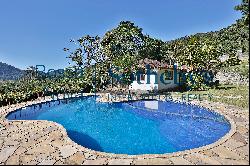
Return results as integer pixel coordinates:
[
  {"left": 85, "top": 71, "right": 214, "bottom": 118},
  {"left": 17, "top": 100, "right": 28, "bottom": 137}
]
[
  {"left": 141, "top": 36, "right": 166, "bottom": 61},
  {"left": 64, "top": 35, "right": 103, "bottom": 68},
  {"left": 64, "top": 35, "right": 109, "bottom": 90},
  {"left": 101, "top": 21, "right": 145, "bottom": 84},
  {"left": 235, "top": 0, "right": 249, "bottom": 25},
  {"left": 101, "top": 21, "right": 144, "bottom": 59}
]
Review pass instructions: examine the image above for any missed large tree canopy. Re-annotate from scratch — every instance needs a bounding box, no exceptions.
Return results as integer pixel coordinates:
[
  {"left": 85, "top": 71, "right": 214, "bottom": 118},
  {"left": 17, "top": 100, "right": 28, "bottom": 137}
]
[
  {"left": 100, "top": 21, "right": 145, "bottom": 84},
  {"left": 101, "top": 21, "right": 144, "bottom": 60}
]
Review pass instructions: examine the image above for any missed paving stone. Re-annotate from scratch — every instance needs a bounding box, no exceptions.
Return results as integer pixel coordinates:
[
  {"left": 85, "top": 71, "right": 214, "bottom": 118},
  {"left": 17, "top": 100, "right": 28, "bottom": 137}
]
[
  {"left": 3, "top": 140, "right": 20, "bottom": 146},
  {"left": 169, "top": 157, "right": 192, "bottom": 165},
  {"left": 132, "top": 158, "right": 173, "bottom": 165},
  {"left": 87, "top": 154, "right": 99, "bottom": 160},
  {"left": 51, "top": 140, "right": 67, "bottom": 149},
  {"left": 223, "top": 138, "right": 245, "bottom": 150},
  {"left": 108, "top": 158, "right": 134, "bottom": 165},
  {"left": 59, "top": 145, "right": 78, "bottom": 158},
  {"left": 82, "top": 158, "right": 107, "bottom": 165},
  {"left": 42, "top": 127, "right": 57, "bottom": 137},
  {"left": 34, "top": 153, "right": 52, "bottom": 163},
  {"left": 29, "top": 133, "right": 45, "bottom": 141},
  {"left": 233, "top": 145, "right": 249, "bottom": 158},
  {"left": 38, "top": 156, "right": 57, "bottom": 165},
  {"left": 213, "top": 157, "right": 249, "bottom": 165},
  {"left": 0, "top": 131, "right": 8, "bottom": 137},
  {"left": 183, "top": 154, "right": 208, "bottom": 165},
  {"left": 13, "top": 146, "right": 26, "bottom": 156},
  {"left": 45, "top": 131, "right": 63, "bottom": 141},
  {"left": 228, "top": 115, "right": 244, "bottom": 123},
  {"left": 237, "top": 126, "right": 249, "bottom": 135},
  {"left": 21, "top": 139, "right": 40, "bottom": 148},
  {"left": 236, "top": 122, "right": 249, "bottom": 127},
  {"left": 19, "top": 154, "right": 39, "bottom": 165},
  {"left": 5, "top": 154, "right": 20, "bottom": 165},
  {"left": 212, "top": 146, "right": 243, "bottom": 160},
  {"left": 84, "top": 153, "right": 98, "bottom": 160},
  {"left": 0, "top": 146, "right": 18, "bottom": 163},
  {"left": 0, "top": 140, "right": 3, "bottom": 148},
  {"left": 232, "top": 132, "right": 248, "bottom": 144},
  {"left": 35, "top": 137, "right": 56, "bottom": 146},
  {"left": 54, "top": 160, "right": 65, "bottom": 165},
  {"left": 26, "top": 144, "right": 56, "bottom": 155},
  {"left": 200, "top": 150, "right": 217, "bottom": 157},
  {"left": 243, "top": 132, "right": 249, "bottom": 138},
  {"left": 65, "top": 151, "right": 86, "bottom": 165},
  {"left": 193, "top": 154, "right": 222, "bottom": 165}
]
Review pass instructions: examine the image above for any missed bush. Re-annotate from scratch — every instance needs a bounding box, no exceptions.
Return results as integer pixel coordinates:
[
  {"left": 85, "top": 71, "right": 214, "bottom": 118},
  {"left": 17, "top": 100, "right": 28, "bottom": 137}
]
[{"left": 185, "top": 72, "right": 211, "bottom": 91}]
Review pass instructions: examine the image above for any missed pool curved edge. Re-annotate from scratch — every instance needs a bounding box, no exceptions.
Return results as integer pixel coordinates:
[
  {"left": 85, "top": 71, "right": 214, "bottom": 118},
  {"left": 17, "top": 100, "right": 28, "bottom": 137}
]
[{"left": 0, "top": 95, "right": 237, "bottom": 159}]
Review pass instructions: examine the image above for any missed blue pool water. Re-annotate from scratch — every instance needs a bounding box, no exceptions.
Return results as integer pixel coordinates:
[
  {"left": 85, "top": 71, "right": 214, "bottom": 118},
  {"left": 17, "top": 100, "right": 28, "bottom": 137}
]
[{"left": 6, "top": 96, "right": 230, "bottom": 155}]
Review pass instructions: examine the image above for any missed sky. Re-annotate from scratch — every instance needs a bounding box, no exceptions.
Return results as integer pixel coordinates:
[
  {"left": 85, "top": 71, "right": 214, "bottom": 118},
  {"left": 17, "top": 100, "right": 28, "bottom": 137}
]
[{"left": 0, "top": 0, "right": 242, "bottom": 71}]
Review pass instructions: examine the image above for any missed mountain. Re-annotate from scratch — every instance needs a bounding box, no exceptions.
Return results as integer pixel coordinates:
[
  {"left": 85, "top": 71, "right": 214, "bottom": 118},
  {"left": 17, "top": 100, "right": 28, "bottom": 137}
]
[{"left": 0, "top": 62, "right": 24, "bottom": 80}]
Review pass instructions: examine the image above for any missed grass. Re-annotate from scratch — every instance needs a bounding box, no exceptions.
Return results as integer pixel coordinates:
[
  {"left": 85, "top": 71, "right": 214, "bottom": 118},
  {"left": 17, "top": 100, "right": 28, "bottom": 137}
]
[
  {"left": 172, "top": 84, "right": 249, "bottom": 109},
  {"left": 171, "top": 60, "right": 249, "bottom": 109},
  {"left": 222, "top": 60, "right": 249, "bottom": 78}
]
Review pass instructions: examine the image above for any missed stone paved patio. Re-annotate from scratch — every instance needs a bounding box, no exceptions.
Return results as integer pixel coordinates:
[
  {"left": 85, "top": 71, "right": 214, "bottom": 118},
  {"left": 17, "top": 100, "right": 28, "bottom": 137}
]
[{"left": 0, "top": 94, "right": 249, "bottom": 165}]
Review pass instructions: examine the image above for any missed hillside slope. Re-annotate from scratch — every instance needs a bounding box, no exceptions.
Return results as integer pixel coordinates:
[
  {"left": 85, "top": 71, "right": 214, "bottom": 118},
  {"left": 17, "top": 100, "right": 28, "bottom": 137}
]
[{"left": 0, "top": 62, "right": 24, "bottom": 80}]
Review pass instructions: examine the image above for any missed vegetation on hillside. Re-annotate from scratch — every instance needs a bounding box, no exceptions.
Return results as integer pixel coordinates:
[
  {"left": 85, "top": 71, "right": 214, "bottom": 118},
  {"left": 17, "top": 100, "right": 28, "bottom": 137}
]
[
  {"left": 0, "top": 0, "right": 249, "bottom": 107},
  {"left": 0, "top": 62, "right": 24, "bottom": 80}
]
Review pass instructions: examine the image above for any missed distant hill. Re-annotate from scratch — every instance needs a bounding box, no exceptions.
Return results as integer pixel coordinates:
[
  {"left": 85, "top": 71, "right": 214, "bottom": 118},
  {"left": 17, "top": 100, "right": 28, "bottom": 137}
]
[{"left": 0, "top": 62, "right": 24, "bottom": 80}]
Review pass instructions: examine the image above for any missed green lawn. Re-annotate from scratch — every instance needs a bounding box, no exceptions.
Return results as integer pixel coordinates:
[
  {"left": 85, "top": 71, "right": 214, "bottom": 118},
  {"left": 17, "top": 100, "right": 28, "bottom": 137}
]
[{"left": 172, "top": 84, "right": 249, "bottom": 109}]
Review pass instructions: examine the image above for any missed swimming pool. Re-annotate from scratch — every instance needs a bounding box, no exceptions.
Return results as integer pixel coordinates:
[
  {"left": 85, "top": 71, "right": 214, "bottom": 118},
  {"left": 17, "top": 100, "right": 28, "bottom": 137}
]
[{"left": 6, "top": 96, "right": 230, "bottom": 155}]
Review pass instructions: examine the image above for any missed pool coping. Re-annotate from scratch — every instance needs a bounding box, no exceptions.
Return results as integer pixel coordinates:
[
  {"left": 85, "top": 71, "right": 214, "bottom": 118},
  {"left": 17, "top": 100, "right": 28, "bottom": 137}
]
[{"left": 0, "top": 93, "right": 249, "bottom": 165}]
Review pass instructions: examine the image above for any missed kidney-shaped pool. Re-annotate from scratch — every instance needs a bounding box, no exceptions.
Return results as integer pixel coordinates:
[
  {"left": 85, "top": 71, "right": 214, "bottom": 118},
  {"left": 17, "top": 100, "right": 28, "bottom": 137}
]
[{"left": 6, "top": 96, "right": 230, "bottom": 155}]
